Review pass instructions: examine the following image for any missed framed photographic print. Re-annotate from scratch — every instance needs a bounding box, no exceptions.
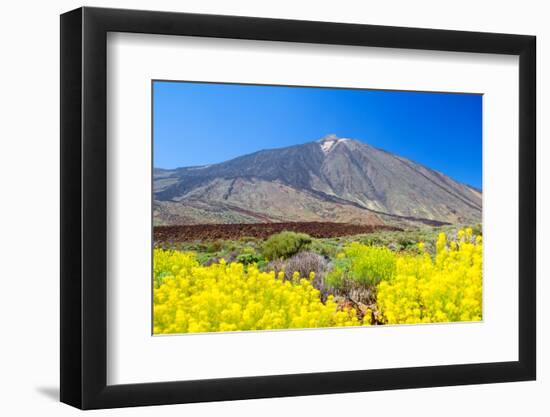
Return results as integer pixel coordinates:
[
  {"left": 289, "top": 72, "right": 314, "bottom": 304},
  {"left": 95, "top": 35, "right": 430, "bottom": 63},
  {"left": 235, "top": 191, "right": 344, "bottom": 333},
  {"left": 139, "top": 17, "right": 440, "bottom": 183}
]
[{"left": 60, "top": 6, "right": 536, "bottom": 409}]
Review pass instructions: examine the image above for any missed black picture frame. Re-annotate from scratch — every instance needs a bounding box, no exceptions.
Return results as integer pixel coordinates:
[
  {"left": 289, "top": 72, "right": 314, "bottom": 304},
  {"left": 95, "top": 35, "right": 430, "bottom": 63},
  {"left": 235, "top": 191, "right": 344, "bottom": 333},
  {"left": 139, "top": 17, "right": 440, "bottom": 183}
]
[{"left": 60, "top": 6, "right": 536, "bottom": 410}]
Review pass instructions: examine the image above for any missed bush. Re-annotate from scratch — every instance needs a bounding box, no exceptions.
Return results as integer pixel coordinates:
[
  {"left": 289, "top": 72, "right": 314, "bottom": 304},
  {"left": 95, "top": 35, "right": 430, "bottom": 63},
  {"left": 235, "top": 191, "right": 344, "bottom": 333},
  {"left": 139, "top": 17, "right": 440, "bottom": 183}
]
[
  {"left": 360, "top": 236, "right": 383, "bottom": 246},
  {"left": 325, "top": 257, "right": 352, "bottom": 290},
  {"left": 261, "top": 231, "right": 312, "bottom": 261},
  {"left": 309, "top": 240, "right": 339, "bottom": 258},
  {"left": 471, "top": 223, "right": 482, "bottom": 236},
  {"left": 235, "top": 247, "right": 263, "bottom": 265},
  {"left": 377, "top": 229, "right": 482, "bottom": 324},
  {"left": 327, "top": 243, "right": 396, "bottom": 288},
  {"left": 267, "top": 251, "right": 329, "bottom": 300},
  {"left": 206, "top": 240, "right": 223, "bottom": 253},
  {"left": 153, "top": 249, "right": 361, "bottom": 334},
  {"left": 283, "top": 251, "right": 328, "bottom": 281},
  {"left": 396, "top": 237, "right": 415, "bottom": 250}
]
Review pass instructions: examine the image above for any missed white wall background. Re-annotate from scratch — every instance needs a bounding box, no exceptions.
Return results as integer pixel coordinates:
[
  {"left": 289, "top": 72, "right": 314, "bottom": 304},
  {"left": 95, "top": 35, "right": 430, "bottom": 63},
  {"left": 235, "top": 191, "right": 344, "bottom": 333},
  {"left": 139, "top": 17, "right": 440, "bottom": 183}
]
[{"left": 0, "top": 0, "right": 545, "bottom": 415}]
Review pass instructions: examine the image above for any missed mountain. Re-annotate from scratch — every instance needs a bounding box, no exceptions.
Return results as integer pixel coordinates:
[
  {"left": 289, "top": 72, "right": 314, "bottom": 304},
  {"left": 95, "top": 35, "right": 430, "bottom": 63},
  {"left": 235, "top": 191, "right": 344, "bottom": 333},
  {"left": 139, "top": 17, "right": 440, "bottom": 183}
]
[{"left": 153, "top": 135, "right": 482, "bottom": 227}]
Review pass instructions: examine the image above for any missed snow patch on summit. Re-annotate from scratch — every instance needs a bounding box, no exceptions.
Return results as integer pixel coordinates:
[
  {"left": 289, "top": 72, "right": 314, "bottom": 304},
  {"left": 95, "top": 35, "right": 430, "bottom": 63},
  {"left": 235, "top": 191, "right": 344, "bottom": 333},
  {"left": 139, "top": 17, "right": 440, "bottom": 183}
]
[
  {"left": 321, "top": 140, "right": 336, "bottom": 153},
  {"left": 319, "top": 136, "right": 350, "bottom": 154}
]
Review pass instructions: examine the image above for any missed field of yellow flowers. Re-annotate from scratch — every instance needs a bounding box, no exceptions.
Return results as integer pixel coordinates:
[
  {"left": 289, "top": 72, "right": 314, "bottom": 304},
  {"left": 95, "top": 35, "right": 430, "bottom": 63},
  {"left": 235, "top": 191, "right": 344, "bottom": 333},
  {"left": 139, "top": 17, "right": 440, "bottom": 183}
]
[{"left": 153, "top": 228, "right": 482, "bottom": 334}]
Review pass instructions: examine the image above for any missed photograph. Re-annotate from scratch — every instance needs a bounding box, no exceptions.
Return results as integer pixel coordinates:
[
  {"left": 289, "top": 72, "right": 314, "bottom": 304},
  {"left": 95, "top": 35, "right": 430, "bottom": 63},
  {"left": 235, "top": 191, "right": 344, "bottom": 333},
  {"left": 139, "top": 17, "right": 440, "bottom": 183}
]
[{"left": 152, "top": 80, "right": 483, "bottom": 335}]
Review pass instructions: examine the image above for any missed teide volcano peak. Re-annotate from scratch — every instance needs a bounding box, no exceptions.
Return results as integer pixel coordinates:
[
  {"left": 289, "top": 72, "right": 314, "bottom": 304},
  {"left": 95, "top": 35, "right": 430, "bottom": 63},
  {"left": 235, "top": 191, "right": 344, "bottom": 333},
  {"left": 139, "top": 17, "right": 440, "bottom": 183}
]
[{"left": 153, "top": 135, "right": 482, "bottom": 227}]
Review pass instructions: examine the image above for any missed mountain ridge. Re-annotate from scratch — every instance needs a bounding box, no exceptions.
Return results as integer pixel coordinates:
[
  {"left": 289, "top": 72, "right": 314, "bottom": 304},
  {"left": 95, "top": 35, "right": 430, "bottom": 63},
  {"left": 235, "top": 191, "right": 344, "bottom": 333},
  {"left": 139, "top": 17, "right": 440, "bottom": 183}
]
[{"left": 153, "top": 135, "right": 481, "bottom": 227}]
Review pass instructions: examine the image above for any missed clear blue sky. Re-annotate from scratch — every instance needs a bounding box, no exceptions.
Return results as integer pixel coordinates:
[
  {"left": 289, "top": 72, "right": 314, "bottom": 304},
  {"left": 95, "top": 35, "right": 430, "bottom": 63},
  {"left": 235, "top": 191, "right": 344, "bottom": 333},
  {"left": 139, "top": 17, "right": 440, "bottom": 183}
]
[{"left": 153, "top": 81, "right": 482, "bottom": 188}]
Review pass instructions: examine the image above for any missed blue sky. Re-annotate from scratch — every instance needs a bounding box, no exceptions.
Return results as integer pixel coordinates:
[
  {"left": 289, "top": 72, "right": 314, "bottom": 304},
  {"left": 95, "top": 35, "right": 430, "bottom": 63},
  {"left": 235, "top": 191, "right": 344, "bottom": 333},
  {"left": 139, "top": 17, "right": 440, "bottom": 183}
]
[{"left": 153, "top": 81, "right": 482, "bottom": 188}]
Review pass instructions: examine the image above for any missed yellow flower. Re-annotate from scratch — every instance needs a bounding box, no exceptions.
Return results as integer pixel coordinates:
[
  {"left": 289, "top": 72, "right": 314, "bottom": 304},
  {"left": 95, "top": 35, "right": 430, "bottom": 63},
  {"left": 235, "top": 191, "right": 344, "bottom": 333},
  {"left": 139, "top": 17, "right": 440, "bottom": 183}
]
[
  {"left": 153, "top": 249, "right": 359, "bottom": 334},
  {"left": 376, "top": 228, "right": 482, "bottom": 325}
]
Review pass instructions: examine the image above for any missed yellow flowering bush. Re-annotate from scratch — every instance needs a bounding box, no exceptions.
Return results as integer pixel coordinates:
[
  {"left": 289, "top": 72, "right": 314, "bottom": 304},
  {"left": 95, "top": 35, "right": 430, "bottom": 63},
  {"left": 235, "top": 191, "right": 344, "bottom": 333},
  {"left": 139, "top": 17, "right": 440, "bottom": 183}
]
[
  {"left": 153, "top": 227, "right": 482, "bottom": 332},
  {"left": 153, "top": 249, "right": 360, "bottom": 334},
  {"left": 326, "top": 243, "right": 396, "bottom": 289},
  {"left": 376, "top": 228, "right": 482, "bottom": 324}
]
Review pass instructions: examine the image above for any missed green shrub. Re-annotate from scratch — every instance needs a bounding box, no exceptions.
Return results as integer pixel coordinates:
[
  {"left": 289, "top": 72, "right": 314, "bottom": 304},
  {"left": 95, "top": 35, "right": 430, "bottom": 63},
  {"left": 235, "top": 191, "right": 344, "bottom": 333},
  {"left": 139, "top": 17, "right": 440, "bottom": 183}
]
[
  {"left": 327, "top": 243, "right": 396, "bottom": 289},
  {"left": 261, "top": 231, "right": 312, "bottom": 261},
  {"left": 309, "top": 240, "right": 339, "bottom": 259},
  {"left": 397, "top": 237, "right": 415, "bottom": 249},
  {"left": 206, "top": 240, "right": 223, "bottom": 253},
  {"left": 471, "top": 223, "right": 482, "bottom": 236},
  {"left": 360, "top": 236, "right": 383, "bottom": 246},
  {"left": 196, "top": 252, "right": 214, "bottom": 265},
  {"left": 325, "top": 257, "right": 352, "bottom": 290},
  {"left": 235, "top": 247, "right": 263, "bottom": 265},
  {"left": 348, "top": 244, "right": 396, "bottom": 285}
]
